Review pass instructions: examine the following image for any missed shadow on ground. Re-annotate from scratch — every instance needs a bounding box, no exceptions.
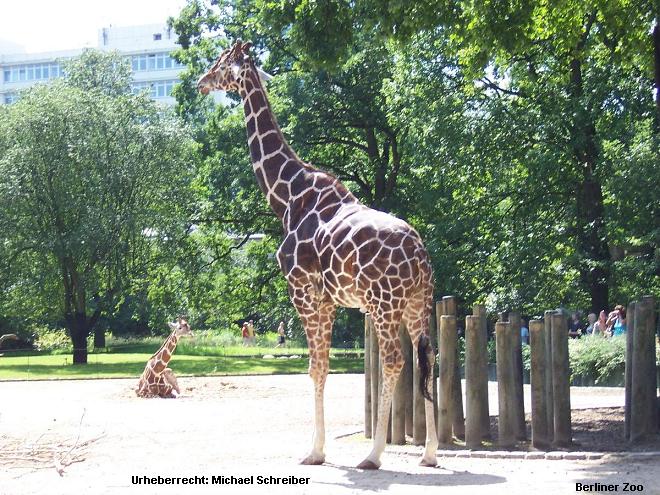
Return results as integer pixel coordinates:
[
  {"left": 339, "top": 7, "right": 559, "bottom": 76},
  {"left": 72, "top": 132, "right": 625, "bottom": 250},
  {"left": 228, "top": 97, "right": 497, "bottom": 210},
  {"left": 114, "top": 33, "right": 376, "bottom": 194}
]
[{"left": 316, "top": 463, "right": 506, "bottom": 491}]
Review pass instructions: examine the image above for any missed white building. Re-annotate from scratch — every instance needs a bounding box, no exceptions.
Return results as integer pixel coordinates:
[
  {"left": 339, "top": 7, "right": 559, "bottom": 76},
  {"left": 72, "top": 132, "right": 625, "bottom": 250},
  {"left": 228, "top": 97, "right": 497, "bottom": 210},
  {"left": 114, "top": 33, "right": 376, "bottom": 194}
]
[{"left": 0, "top": 24, "right": 187, "bottom": 105}]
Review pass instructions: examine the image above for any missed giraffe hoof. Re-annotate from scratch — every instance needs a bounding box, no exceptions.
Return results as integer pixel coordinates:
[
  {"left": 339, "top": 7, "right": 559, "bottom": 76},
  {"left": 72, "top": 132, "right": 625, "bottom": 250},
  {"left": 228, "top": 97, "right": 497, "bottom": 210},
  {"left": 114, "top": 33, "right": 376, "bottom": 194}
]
[
  {"left": 356, "top": 459, "right": 380, "bottom": 470},
  {"left": 419, "top": 458, "right": 437, "bottom": 467},
  {"left": 300, "top": 455, "right": 325, "bottom": 465}
]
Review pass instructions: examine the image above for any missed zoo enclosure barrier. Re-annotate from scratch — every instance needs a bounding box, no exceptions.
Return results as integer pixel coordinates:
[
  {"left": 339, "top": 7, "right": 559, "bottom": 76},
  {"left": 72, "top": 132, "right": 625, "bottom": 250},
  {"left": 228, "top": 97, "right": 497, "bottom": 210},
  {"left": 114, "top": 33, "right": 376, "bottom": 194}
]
[{"left": 364, "top": 295, "right": 658, "bottom": 450}]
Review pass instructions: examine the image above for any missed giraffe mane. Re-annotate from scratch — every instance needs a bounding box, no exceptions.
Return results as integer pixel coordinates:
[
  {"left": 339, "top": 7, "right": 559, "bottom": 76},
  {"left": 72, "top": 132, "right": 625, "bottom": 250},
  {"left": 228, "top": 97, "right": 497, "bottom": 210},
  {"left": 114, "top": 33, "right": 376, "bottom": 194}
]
[{"left": 149, "top": 328, "right": 177, "bottom": 360}]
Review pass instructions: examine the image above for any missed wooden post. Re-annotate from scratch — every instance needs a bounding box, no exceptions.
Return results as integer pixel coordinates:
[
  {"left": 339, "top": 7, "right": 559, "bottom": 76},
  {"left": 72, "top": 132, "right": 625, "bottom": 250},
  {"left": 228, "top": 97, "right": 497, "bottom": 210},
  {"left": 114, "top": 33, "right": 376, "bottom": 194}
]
[
  {"left": 551, "top": 312, "right": 571, "bottom": 447},
  {"left": 402, "top": 327, "right": 413, "bottom": 438},
  {"left": 630, "top": 296, "right": 658, "bottom": 442},
  {"left": 430, "top": 312, "right": 439, "bottom": 429},
  {"left": 473, "top": 304, "right": 490, "bottom": 439},
  {"left": 438, "top": 315, "right": 456, "bottom": 444},
  {"left": 508, "top": 311, "right": 526, "bottom": 441},
  {"left": 543, "top": 310, "right": 555, "bottom": 443},
  {"left": 442, "top": 296, "right": 465, "bottom": 440},
  {"left": 443, "top": 295, "right": 457, "bottom": 317},
  {"left": 391, "top": 324, "right": 407, "bottom": 444},
  {"left": 624, "top": 301, "right": 635, "bottom": 441},
  {"left": 364, "top": 314, "right": 372, "bottom": 439},
  {"left": 496, "top": 321, "right": 515, "bottom": 448},
  {"left": 370, "top": 317, "right": 380, "bottom": 437},
  {"left": 529, "top": 319, "right": 549, "bottom": 449},
  {"left": 465, "top": 314, "right": 487, "bottom": 449}
]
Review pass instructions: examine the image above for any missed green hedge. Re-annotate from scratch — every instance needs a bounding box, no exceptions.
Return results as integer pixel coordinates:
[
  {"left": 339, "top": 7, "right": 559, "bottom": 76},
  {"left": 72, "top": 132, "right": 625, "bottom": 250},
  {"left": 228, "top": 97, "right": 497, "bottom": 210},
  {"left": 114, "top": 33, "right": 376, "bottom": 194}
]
[{"left": 459, "top": 335, "right": 660, "bottom": 386}]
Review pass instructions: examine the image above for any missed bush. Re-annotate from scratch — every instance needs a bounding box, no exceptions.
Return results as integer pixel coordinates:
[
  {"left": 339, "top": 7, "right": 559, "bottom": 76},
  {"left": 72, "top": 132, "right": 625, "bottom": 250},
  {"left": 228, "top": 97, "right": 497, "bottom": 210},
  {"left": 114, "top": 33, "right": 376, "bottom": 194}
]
[
  {"left": 568, "top": 335, "right": 627, "bottom": 385},
  {"left": 33, "top": 326, "right": 71, "bottom": 352}
]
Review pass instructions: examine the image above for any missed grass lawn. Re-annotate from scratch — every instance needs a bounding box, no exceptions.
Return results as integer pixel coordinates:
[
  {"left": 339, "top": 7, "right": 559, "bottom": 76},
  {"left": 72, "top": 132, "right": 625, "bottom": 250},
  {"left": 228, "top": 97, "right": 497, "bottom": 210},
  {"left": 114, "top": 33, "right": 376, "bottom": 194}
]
[{"left": 0, "top": 351, "right": 364, "bottom": 380}]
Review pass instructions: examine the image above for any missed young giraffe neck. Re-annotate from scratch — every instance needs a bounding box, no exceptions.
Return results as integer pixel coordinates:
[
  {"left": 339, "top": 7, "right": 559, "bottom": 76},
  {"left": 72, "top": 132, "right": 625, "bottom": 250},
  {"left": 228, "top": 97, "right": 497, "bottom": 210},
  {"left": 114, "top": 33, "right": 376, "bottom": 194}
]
[
  {"left": 150, "top": 330, "right": 178, "bottom": 375},
  {"left": 238, "top": 62, "right": 315, "bottom": 220}
]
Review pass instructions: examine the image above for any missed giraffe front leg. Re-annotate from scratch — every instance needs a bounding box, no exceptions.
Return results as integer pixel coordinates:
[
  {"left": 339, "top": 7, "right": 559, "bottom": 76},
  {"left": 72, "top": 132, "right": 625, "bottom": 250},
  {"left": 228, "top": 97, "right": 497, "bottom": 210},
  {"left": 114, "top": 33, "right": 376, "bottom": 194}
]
[
  {"left": 162, "top": 368, "right": 181, "bottom": 397},
  {"left": 301, "top": 360, "right": 329, "bottom": 465},
  {"left": 291, "top": 287, "right": 336, "bottom": 466}
]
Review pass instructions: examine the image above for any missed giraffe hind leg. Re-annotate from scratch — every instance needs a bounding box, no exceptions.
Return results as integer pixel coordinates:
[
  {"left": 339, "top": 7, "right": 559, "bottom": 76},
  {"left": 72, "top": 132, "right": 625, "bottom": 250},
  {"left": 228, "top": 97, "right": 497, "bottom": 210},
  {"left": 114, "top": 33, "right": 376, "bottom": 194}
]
[
  {"left": 358, "top": 315, "right": 404, "bottom": 470},
  {"left": 402, "top": 289, "right": 438, "bottom": 467}
]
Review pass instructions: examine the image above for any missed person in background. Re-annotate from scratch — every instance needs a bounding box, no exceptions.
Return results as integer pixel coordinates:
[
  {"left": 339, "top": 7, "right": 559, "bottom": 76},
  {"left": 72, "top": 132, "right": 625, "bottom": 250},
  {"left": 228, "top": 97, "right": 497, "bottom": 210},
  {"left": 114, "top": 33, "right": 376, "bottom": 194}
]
[
  {"left": 585, "top": 313, "right": 597, "bottom": 335},
  {"left": 276, "top": 321, "right": 286, "bottom": 348},
  {"left": 607, "top": 305, "right": 627, "bottom": 337},
  {"left": 241, "top": 322, "right": 249, "bottom": 346},
  {"left": 568, "top": 312, "right": 582, "bottom": 338},
  {"left": 520, "top": 318, "right": 529, "bottom": 345},
  {"left": 247, "top": 320, "right": 256, "bottom": 345},
  {"left": 593, "top": 310, "right": 608, "bottom": 336}
]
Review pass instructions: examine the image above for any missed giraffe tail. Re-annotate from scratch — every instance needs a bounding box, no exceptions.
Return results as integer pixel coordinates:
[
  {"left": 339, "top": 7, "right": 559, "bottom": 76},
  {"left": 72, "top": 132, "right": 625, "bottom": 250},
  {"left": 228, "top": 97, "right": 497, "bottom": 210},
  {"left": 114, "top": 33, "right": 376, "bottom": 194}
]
[
  {"left": 417, "top": 334, "right": 434, "bottom": 401},
  {"left": 415, "top": 243, "right": 435, "bottom": 402}
]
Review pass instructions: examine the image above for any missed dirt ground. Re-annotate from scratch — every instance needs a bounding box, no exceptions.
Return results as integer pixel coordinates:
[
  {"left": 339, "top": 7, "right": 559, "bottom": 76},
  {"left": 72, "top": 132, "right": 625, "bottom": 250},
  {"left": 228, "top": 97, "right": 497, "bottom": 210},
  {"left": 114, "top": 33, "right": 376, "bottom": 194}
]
[{"left": 0, "top": 374, "right": 658, "bottom": 495}]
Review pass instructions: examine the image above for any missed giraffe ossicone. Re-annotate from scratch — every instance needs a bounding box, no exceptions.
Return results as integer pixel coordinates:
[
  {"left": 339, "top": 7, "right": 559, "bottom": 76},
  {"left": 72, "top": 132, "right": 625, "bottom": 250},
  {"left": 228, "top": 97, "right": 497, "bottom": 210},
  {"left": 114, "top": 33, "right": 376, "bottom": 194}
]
[
  {"left": 136, "top": 318, "right": 193, "bottom": 398},
  {"left": 197, "top": 40, "right": 439, "bottom": 469}
]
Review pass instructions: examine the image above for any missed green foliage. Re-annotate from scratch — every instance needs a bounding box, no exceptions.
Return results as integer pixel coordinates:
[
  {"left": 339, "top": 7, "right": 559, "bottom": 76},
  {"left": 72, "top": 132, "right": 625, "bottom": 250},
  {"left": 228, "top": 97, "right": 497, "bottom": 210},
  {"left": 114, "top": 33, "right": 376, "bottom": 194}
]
[
  {"left": 568, "top": 336, "right": 628, "bottom": 385},
  {"left": 32, "top": 327, "right": 71, "bottom": 352},
  {"left": 62, "top": 49, "right": 133, "bottom": 96},
  {"left": 0, "top": 50, "right": 195, "bottom": 361}
]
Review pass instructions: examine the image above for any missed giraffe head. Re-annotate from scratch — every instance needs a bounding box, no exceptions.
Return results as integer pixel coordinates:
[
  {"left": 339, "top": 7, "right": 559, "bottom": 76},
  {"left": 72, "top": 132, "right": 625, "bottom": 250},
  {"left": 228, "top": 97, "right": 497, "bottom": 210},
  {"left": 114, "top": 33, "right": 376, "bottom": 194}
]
[
  {"left": 168, "top": 317, "right": 193, "bottom": 338},
  {"left": 197, "top": 40, "right": 272, "bottom": 95}
]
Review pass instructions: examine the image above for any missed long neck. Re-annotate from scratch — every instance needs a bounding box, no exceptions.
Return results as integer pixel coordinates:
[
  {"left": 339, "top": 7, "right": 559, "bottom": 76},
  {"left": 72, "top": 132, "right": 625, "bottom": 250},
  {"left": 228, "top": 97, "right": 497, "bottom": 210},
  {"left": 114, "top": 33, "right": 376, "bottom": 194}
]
[
  {"left": 150, "top": 330, "right": 178, "bottom": 374},
  {"left": 238, "top": 63, "right": 312, "bottom": 219}
]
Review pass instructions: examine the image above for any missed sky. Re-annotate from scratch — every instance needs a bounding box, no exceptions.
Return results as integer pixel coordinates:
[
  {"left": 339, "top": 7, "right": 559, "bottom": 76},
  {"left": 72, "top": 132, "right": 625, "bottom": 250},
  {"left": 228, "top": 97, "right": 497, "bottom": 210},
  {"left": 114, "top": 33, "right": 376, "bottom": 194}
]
[{"left": 0, "top": 0, "right": 188, "bottom": 54}]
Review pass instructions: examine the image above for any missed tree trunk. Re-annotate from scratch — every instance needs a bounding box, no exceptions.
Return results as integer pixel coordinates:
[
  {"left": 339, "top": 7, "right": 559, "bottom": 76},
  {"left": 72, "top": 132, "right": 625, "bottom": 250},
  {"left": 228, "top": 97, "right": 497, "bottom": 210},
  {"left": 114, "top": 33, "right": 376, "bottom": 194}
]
[
  {"left": 570, "top": 54, "right": 610, "bottom": 313},
  {"left": 576, "top": 176, "right": 610, "bottom": 313},
  {"left": 69, "top": 312, "right": 89, "bottom": 364},
  {"left": 93, "top": 325, "right": 106, "bottom": 348}
]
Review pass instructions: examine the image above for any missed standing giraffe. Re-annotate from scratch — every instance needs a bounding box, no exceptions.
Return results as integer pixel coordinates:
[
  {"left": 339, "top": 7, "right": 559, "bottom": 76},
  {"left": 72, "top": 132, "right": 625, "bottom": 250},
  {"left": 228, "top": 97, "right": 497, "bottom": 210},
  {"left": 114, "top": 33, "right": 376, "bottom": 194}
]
[
  {"left": 197, "top": 40, "right": 438, "bottom": 469},
  {"left": 136, "top": 318, "right": 193, "bottom": 398}
]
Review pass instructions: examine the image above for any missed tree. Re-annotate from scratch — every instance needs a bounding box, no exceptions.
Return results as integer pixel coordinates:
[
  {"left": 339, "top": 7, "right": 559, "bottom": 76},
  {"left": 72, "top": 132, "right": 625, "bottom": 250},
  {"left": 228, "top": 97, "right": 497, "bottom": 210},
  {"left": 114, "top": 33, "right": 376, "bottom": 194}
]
[
  {"left": 207, "top": 0, "right": 658, "bottom": 312},
  {"left": 0, "top": 51, "right": 194, "bottom": 363}
]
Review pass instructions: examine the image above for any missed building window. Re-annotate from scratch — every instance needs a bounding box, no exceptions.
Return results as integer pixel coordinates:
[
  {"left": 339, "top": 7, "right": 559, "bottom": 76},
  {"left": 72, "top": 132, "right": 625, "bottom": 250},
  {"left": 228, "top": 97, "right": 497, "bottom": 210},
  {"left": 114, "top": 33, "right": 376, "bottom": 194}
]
[
  {"left": 130, "top": 53, "right": 185, "bottom": 72},
  {"left": 153, "top": 33, "right": 162, "bottom": 41},
  {"left": 3, "top": 93, "right": 18, "bottom": 104},
  {"left": 131, "top": 79, "right": 178, "bottom": 99},
  {"left": 2, "top": 62, "right": 62, "bottom": 83}
]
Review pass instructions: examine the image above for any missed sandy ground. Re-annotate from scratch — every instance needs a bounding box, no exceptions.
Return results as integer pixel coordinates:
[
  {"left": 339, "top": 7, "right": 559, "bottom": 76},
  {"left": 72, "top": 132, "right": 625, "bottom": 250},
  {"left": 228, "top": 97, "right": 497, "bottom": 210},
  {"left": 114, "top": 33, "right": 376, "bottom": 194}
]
[{"left": 0, "top": 374, "right": 658, "bottom": 495}]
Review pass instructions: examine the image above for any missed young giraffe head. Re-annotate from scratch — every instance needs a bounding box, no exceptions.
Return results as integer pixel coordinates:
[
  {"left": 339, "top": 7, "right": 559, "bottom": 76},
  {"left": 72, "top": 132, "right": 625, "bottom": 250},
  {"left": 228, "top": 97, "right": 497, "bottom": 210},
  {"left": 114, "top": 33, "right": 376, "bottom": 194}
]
[
  {"left": 168, "top": 317, "right": 193, "bottom": 338},
  {"left": 197, "top": 40, "right": 271, "bottom": 95}
]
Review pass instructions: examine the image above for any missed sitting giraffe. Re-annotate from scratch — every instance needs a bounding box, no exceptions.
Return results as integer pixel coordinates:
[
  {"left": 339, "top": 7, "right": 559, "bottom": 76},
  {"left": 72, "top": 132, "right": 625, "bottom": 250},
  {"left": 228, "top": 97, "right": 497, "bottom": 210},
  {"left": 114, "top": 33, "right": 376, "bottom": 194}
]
[
  {"left": 197, "top": 40, "right": 438, "bottom": 469},
  {"left": 136, "top": 318, "right": 192, "bottom": 398}
]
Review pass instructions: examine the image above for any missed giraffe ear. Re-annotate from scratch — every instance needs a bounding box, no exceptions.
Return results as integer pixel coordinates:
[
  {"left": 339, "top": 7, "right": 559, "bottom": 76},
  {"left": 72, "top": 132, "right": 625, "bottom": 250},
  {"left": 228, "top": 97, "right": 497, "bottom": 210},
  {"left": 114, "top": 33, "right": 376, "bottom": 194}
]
[
  {"left": 242, "top": 42, "right": 253, "bottom": 54},
  {"left": 168, "top": 322, "right": 177, "bottom": 331}
]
